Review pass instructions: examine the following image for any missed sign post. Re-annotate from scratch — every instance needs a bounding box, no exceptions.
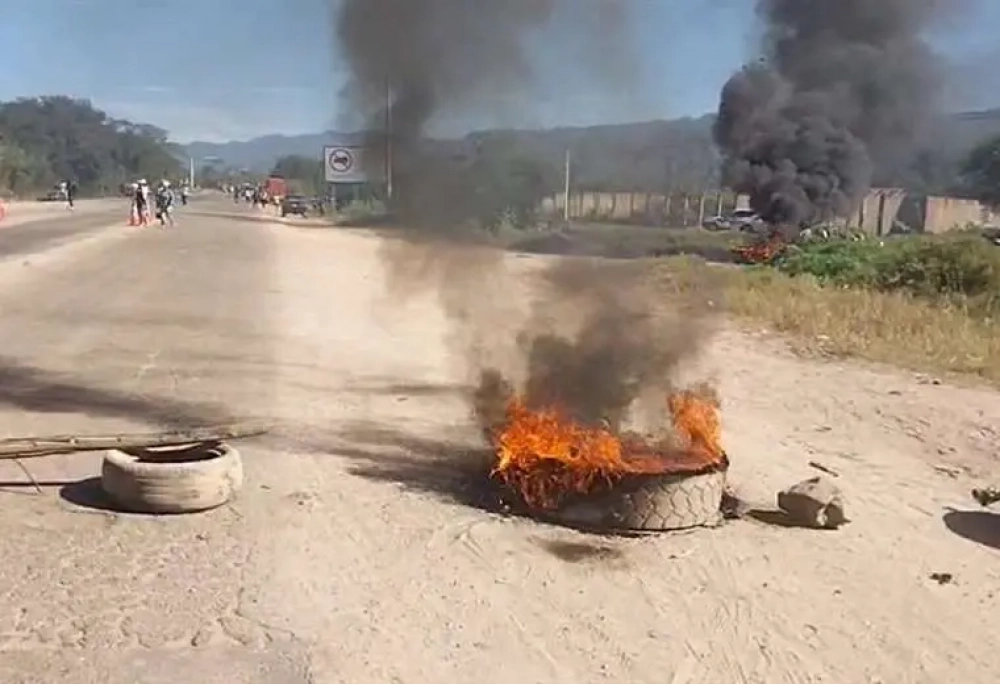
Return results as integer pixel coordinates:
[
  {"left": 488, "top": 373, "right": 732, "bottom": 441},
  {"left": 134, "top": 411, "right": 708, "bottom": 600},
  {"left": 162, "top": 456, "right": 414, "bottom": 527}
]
[{"left": 324, "top": 145, "right": 369, "bottom": 184}]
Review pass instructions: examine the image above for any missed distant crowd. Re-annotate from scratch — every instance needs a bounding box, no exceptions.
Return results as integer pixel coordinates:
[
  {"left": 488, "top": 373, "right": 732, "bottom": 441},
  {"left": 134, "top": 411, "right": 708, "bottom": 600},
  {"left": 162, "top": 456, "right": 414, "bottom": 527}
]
[{"left": 227, "top": 182, "right": 277, "bottom": 208}]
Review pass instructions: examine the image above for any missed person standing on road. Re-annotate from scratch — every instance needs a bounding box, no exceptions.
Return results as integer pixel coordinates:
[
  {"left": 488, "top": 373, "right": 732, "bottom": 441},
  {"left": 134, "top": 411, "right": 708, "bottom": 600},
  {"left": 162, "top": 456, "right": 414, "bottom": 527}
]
[
  {"left": 133, "top": 180, "right": 150, "bottom": 226},
  {"left": 66, "top": 179, "right": 77, "bottom": 210},
  {"left": 155, "top": 180, "right": 175, "bottom": 227},
  {"left": 128, "top": 182, "right": 139, "bottom": 224},
  {"left": 141, "top": 179, "right": 153, "bottom": 224}
]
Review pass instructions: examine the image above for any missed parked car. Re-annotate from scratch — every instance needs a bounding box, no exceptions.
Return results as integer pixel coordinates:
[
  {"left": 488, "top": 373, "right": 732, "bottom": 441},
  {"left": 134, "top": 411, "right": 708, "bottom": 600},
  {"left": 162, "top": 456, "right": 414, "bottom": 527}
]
[
  {"left": 36, "top": 189, "right": 64, "bottom": 202},
  {"left": 280, "top": 194, "right": 310, "bottom": 218},
  {"left": 703, "top": 209, "right": 764, "bottom": 232}
]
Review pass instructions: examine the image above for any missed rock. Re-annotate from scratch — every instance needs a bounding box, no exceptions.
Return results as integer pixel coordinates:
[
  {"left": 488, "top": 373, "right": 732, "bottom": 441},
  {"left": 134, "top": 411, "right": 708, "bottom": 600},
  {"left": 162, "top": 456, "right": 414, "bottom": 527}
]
[
  {"left": 777, "top": 476, "right": 847, "bottom": 529},
  {"left": 972, "top": 487, "right": 1000, "bottom": 507}
]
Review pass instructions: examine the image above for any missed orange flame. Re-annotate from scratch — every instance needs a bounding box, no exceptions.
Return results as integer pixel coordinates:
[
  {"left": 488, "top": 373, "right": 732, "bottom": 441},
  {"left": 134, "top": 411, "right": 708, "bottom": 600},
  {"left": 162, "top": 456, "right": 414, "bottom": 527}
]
[
  {"left": 490, "top": 389, "right": 726, "bottom": 510},
  {"left": 732, "top": 235, "right": 786, "bottom": 264}
]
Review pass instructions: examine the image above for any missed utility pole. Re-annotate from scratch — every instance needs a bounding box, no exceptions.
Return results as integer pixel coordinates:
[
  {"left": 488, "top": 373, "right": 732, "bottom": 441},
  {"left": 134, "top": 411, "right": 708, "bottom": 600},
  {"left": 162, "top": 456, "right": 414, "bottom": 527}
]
[
  {"left": 563, "top": 148, "right": 571, "bottom": 222},
  {"left": 188, "top": 157, "right": 195, "bottom": 189},
  {"left": 385, "top": 76, "right": 394, "bottom": 201}
]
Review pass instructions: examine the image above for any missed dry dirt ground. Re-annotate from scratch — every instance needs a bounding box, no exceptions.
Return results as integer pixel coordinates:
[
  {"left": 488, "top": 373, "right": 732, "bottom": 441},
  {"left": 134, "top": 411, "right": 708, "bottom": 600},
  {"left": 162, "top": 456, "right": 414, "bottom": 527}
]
[{"left": 0, "top": 198, "right": 996, "bottom": 683}]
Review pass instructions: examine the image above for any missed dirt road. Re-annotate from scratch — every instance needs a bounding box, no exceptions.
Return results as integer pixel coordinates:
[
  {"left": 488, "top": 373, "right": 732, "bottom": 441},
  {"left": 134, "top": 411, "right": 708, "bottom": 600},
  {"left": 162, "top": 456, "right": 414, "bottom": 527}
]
[{"left": 0, "top": 202, "right": 996, "bottom": 683}]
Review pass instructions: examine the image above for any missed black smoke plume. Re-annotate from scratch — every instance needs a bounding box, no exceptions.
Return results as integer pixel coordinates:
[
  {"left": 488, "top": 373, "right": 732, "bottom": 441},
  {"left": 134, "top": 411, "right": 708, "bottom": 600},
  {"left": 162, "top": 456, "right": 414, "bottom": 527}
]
[
  {"left": 334, "top": 0, "right": 636, "bottom": 230},
  {"left": 714, "top": 0, "right": 949, "bottom": 228},
  {"left": 333, "top": 1, "right": 715, "bottom": 438},
  {"left": 334, "top": 0, "right": 554, "bottom": 230}
]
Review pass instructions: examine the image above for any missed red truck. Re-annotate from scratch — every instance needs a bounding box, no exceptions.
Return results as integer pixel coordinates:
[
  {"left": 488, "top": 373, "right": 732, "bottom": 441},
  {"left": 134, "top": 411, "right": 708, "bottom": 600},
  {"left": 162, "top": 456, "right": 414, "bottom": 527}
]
[{"left": 263, "top": 176, "right": 287, "bottom": 204}]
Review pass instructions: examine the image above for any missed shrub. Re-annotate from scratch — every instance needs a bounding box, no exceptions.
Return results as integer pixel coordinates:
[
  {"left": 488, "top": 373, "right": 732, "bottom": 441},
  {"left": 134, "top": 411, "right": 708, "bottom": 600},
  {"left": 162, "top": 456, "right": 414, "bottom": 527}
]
[
  {"left": 774, "top": 233, "right": 1000, "bottom": 315},
  {"left": 871, "top": 235, "right": 1000, "bottom": 300},
  {"left": 776, "top": 240, "right": 883, "bottom": 286}
]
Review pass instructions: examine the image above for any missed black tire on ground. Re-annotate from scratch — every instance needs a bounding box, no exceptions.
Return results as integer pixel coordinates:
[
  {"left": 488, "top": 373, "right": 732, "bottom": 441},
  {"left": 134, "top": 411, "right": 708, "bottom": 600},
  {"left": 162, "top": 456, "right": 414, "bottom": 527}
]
[
  {"left": 100, "top": 442, "right": 244, "bottom": 514},
  {"left": 549, "top": 468, "right": 726, "bottom": 532}
]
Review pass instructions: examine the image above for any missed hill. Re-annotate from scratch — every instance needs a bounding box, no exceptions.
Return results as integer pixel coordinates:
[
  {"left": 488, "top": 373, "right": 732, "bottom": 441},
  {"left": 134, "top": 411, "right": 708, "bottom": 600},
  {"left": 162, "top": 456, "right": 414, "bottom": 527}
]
[{"left": 184, "top": 108, "right": 1000, "bottom": 193}]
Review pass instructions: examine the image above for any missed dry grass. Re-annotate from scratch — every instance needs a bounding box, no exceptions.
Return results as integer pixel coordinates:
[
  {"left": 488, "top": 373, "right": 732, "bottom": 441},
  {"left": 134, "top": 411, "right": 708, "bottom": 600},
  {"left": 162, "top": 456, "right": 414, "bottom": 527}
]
[{"left": 648, "top": 256, "right": 1000, "bottom": 385}]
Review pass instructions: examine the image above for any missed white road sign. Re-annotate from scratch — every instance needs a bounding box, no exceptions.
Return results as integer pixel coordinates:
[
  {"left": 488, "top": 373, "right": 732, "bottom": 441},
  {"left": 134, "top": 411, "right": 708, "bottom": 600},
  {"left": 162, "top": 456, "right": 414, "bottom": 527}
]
[{"left": 324, "top": 145, "right": 370, "bottom": 183}]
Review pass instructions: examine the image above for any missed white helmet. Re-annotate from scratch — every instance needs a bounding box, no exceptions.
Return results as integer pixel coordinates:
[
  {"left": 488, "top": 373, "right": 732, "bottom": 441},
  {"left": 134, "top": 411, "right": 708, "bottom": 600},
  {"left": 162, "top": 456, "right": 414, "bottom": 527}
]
[
  {"left": 162, "top": 180, "right": 170, "bottom": 187},
  {"left": 139, "top": 178, "right": 147, "bottom": 185}
]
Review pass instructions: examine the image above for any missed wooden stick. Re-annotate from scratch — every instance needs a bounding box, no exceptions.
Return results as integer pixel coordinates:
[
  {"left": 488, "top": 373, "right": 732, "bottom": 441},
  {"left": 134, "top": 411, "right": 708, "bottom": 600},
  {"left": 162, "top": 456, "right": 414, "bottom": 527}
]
[
  {"left": 12, "top": 459, "right": 43, "bottom": 494},
  {"left": 0, "top": 422, "right": 270, "bottom": 461},
  {"left": 808, "top": 460, "right": 840, "bottom": 477}
]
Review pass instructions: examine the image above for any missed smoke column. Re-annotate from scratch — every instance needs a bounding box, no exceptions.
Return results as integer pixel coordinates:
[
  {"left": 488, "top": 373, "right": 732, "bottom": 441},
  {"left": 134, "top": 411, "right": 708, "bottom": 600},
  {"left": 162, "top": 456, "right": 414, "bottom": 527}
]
[
  {"left": 334, "top": 0, "right": 550, "bottom": 228},
  {"left": 333, "top": 1, "right": 714, "bottom": 433},
  {"left": 714, "top": 0, "right": 949, "bottom": 228}
]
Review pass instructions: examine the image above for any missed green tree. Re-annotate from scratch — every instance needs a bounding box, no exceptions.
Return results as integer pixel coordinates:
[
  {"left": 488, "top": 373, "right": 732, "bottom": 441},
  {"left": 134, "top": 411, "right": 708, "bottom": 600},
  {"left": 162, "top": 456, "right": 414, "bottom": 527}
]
[
  {"left": 0, "top": 95, "right": 181, "bottom": 196},
  {"left": 469, "top": 153, "right": 558, "bottom": 230},
  {"left": 961, "top": 134, "right": 1000, "bottom": 208},
  {"left": 0, "top": 142, "right": 45, "bottom": 196}
]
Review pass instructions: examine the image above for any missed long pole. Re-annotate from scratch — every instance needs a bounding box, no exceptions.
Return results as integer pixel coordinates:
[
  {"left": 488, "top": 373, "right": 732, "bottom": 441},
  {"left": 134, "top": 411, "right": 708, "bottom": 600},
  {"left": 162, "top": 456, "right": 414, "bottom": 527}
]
[
  {"left": 385, "top": 76, "right": 394, "bottom": 201},
  {"left": 563, "top": 148, "right": 571, "bottom": 222},
  {"left": 188, "top": 157, "right": 195, "bottom": 188}
]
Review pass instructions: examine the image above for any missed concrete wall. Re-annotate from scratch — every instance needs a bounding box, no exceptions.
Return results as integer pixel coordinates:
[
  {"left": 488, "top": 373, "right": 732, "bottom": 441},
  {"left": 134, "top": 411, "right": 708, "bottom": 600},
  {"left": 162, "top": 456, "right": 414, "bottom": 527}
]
[
  {"left": 923, "top": 196, "right": 1000, "bottom": 233},
  {"left": 543, "top": 188, "right": 1000, "bottom": 233},
  {"left": 545, "top": 191, "right": 742, "bottom": 225},
  {"left": 853, "top": 188, "right": 906, "bottom": 236},
  {"left": 848, "top": 188, "right": 1000, "bottom": 235}
]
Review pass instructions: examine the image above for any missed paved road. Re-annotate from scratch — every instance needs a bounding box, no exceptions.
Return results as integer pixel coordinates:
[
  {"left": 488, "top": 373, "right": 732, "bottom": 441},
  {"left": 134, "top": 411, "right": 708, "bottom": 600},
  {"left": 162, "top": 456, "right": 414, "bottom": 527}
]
[
  {"left": 0, "top": 209, "right": 125, "bottom": 259},
  {"left": 0, "top": 204, "right": 996, "bottom": 683},
  {"left": 0, "top": 206, "right": 297, "bottom": 682}
]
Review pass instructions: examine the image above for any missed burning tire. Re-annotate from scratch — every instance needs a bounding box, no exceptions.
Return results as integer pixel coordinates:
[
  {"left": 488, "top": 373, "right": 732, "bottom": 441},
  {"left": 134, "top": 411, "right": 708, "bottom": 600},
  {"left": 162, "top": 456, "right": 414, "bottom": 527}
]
[
  {"left": 487, "top": 384, "right": 731, "bottom": 533},
  {"left": 547, "top": 466, "right": 727, "bottom": 532},
  {"left": 100, "top": 442, "right": 243, "bottom": 514}
]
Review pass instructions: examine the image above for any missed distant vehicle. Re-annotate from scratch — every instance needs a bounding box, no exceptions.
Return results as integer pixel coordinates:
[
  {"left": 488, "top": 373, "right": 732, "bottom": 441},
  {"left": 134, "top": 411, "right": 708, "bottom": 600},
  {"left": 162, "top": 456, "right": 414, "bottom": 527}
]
[
  {"left": 982, "top": 227, "right": 1000, "bottom": 246},
  {"left": 280, "top": 194, "right": 310, "bottom": 218},
  {"left": 264, "top": 176, "right": 287, "bottom": 202},
  {"left": 703, "top": 209, "right": 764, "bottom": 232},
  {"left": 36, "top": 189, "right": 63, "bottom": 202}
]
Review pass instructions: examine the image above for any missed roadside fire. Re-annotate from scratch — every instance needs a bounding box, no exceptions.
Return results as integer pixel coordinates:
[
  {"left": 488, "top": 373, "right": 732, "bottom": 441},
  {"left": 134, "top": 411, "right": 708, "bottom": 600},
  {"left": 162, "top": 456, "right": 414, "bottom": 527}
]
[
  {"left": 487, "top": 387, "right": 727, "bottom": 513},
  {"left": 732, "top": 234, "right": 786, "bottom": 264}
]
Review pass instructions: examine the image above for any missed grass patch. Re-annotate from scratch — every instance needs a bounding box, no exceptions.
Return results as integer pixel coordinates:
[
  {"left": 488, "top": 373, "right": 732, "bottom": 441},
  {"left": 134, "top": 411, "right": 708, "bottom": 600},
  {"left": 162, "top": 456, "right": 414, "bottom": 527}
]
[
  {"left": 330, "top": 199, "right": 390, "bottom": 226},
  {"left": 502, "top": 223, "right": 743, "bottom": 260},
  {"left": 649, "top": 255, "right": 1000, "bottom": 384},
  {"left": 775, "top": 232, "right": 1000, "bottom": 316}
]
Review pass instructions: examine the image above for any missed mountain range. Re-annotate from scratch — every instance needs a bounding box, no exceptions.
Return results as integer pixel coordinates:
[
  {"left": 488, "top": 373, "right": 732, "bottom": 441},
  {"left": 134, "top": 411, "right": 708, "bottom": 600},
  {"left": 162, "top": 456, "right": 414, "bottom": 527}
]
[{"left": 183, "top": 108, "right": 1000, "bottom": 192}]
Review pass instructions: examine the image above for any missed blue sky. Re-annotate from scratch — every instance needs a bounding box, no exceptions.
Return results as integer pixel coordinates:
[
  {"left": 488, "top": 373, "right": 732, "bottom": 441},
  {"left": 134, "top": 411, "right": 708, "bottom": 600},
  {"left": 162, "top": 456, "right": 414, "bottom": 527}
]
[{"left": 0, "top": 0, "right": 997, "bottom": 143}]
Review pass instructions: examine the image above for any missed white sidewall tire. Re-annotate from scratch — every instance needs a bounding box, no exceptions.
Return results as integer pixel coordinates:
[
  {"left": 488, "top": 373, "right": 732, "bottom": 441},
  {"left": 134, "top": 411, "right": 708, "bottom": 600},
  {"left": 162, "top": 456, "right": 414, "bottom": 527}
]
[{"left": 100, "top": 443, "right": 244, "bottom": 514}]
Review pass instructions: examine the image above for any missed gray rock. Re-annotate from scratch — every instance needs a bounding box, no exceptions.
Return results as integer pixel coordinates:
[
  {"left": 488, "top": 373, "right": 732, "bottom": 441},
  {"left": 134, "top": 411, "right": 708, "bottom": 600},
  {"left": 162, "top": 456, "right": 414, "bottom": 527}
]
[
  {"left": 778, "top": 476, "right": 847, "bottom": 529},
  {"left": 972, "top": 486, "right": 1000, "bottom": 507}
]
